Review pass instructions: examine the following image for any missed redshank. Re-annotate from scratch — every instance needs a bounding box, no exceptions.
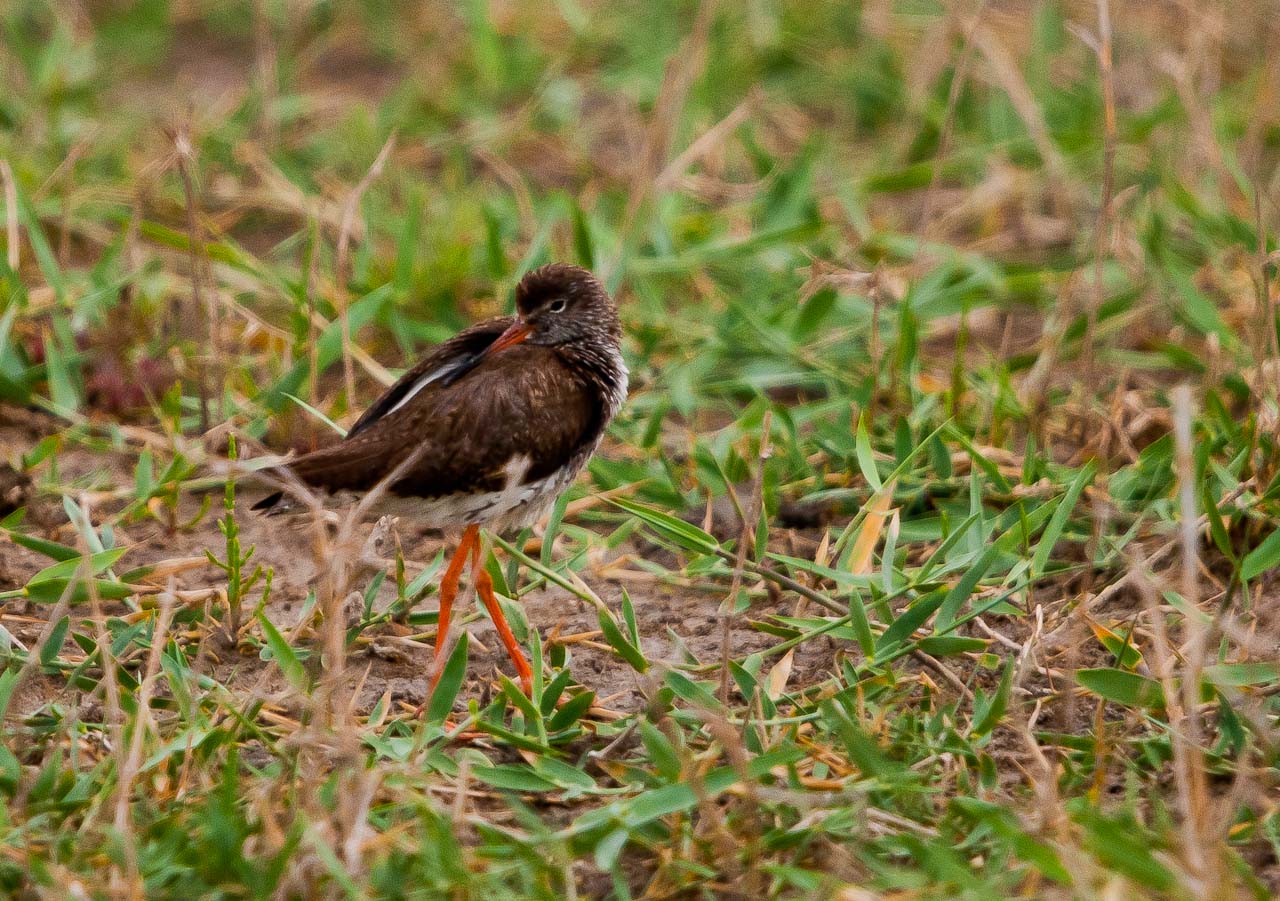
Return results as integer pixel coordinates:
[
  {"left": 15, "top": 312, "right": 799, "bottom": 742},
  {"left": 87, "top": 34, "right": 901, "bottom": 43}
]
[{"left": 254, "top": 263, "right": 627, "bottom": 695}]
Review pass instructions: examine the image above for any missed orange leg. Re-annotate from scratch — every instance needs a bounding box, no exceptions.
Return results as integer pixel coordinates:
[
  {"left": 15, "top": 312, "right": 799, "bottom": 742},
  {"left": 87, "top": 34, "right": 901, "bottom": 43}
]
[
  {"left": 471, "top": 538, "right": 534, "bottom": 694},
  {"left": 427, "top": 524, "right": 479, "bottom": 694}
]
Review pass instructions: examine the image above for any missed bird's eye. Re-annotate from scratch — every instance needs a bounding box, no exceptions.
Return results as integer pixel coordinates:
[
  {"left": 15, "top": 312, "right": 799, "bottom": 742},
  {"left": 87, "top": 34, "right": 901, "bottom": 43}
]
[{"left": 548, "top": 298, "right": 567, "bottom": 313}]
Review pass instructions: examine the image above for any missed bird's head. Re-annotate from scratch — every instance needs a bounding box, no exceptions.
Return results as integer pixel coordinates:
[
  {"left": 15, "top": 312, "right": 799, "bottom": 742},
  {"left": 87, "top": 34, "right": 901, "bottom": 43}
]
[{"left": 486, "top": 264, "right": 620, "bottom": 354}]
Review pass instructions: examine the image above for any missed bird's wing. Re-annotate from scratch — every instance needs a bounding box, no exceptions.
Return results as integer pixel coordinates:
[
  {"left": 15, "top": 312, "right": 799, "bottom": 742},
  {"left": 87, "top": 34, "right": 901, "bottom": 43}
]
[
  {"left": 267, "top": 344, "right": 598, "bottom": 502},
  {"left": 345, "top": 316, "right": 513, "bottom": 440}
]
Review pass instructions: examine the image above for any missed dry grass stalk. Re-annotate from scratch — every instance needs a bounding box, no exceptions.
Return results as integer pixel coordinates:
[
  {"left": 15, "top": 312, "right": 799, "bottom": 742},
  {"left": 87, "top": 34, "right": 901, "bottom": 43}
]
[
  {"left": 66, "top": 495, "right": 142, "bottom": 897},
  {"left": 1019, "top": 269, "right": 1084, "bottom": 417},
  {"left": 170, "top": 126, "right": 219, "bottom": 431},
  {"left": 54, "top": 141, "right": 89, "bottom": 269},
  {"left": 972, "top": 25, "right": 1070, "bottom": 187},
  {"left": 1084, "top": 0, "right": 1117, "bottom": 384},
  {"left": 251, "top": 0, "right": 279, "bottom": 146},
  {"left": 720, "top": 410, "right": 772, "bottom": 705},
  {"left": 334, "top": 132, "right": 397, "bottom": 414},
  {"left": 1166, "top": 384, "right": 1220, "bottom": 893},
  {"left": 0, "top": 158, "right": 19, "bottom": 271},
  {"left": 113, "top": 589, "right": 176, "bottom": 893},
  {"left": 4, "top": 579, "right": 78, "bottom": 730},
  {"left": 249, "top": 456, "right": 406, "bottom": 891},
  {"left": 918, "top": 0, "right": 991, "bottom": 239},
  {"left": 233, "top": 142, "right": 350, "bottom": 232},
  {"left": 1168, "top": 3, "right": 1229, "bottom": 189},
  {"left": 306, "top": 441, "right": 431, "bottom": 705},
  {"left": 605, "top": 0, "right": 717, "bottom": 280},
  {"left": 473, "top": 148, "right": 536, "bottom": 241},
  {"left": 655, "top": 89, "right": 757, "bottom": 192},
  {"left": 1255, "top": 185, "right": 1280, "bottom": 400},
  {"left": 337, "top": 765, "right": 379, "bottom": 877},
  {"left": 701, "top": 712, "right": 767, "bottom": 894},
  {"left": 306, "top": 214, "right": 322, "bottom": 449}
]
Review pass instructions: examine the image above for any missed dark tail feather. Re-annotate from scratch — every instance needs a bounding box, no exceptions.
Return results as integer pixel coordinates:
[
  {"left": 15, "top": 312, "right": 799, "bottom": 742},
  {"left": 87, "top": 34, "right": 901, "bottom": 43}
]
[
  {"left": 250, "top": 490, "right": 284, "bottom": 512},
  {"left": 246, "top": 440, "right": 390, "bottom": 513}
]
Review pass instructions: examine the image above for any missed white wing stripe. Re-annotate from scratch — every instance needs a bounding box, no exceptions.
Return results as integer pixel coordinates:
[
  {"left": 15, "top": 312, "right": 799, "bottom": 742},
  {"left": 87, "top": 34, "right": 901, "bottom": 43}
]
[{"left": 385, "top": 368, "right": 448, "bottom": 417}]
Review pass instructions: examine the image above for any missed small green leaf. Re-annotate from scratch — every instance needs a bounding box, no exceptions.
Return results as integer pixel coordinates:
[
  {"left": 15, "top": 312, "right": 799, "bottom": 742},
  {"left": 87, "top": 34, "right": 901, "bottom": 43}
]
[
  {"left": 472, "top": 720, "right": 554, "bottom": 754},
  {"left": 594, "top": 828, "right": 629, "bottom": 872},
  {"left": 282, "top": 393, "right": 348, "bottom": 437},
  {"left": 972, "top": 658, "right": 1013, "bottom": 737},
  {"left": 664, "top": 670, "right": 721, "bottom": 711},
  {"left": 0, "top": 670, "right": 17, "bottom": 721},
  {"left": 541, "top": 492, "right": 570, "bottom": 567},
  {"left": 947, "top": 425, "right": 1012, "bottom": 492},
  {"left": 598, "top": 606, "right": 648, "bottom": 673},
  {"left": 1203, "top": 662, "right": 1280, "bottom": 687},
  {"left": 1201, "top": 484, "right": 1234, "bottom": 561},
  {"left": 1088, "top": 620, "right": 1144, "bottom": 670},
  {"left": 25, "top": 578, "right": 135, "bottom": 604},
  {"left": 916, "top": 636, "right": 987, "bottom": 656},
  {"left": 854, "top": 412, "right": 882, "bottom": 490},
  {"left": 532, "top": 756, "right": 596, "bottom": 791},
  {"left": 538, "top": 667, "right": 574, "bottom": 715},
  {"left": 877, "top": 588, "right": 945, "bottom": 654},
  {"left": 547, "top": 690, "right": 595, "bottom": 732},
  {"left": 39, "top": 616, "right": 69, "bottom": 667},
  {"left": 847, "top": 585, "right": 876, "bottom": 657},
  {"left": 1242, "top": 526, "right": 1280, "bottom": 581},
  {"left": 935, "top": 544, "right": 999, "bottom": 632},
  {"left": 916, "top": 512, "right": 982, "bottom": 580},
  {"left": 499, "top": 675, "right": 542, "bottom": 723},
  {"left": 637, "top": 718, "right": 681, "bottom": 780},
  {"left": 564, "top": 747, "right": 804, "bottom": 837},
  {"left": 257, "top": 610, "right": 309, "bottom": 695},
  {"left": 1071, "top": 803, "right": 1175, "bottom": 892},
  {"left": 471, "top": 764, "right": 556, "bottom": 792},
  {"left": 5, "top": 531, "right": 79, "bottom": 562},
  {"left": 425, "top": 633, "right": 468, "bottom": 725},
  {"left": 41, "top": 332, "right": 79, "bottom": 416},
  {"left": 793, "top": 287, "right": 836, "bottom": 340},
  {"left": 1076, "top": 668, "right": 1164, "bottom": 709},
  {"left": 821, "top": 698, "right": 898, "bottom": 779},
  {"left": 29, "top": 548, "right": 130, "bottom": 585},
  {"left": 929, "top": 434, "right": 952, "bottom": 479},
  {"left": 621, "top": 587, "right": 640, "bottom": 647},
  {"left": 1030, "top": 462, "right": 1094, "bottom": 578},
  {"left": 14, "top": 184, "right": 64, "bottom": 298},
  {"left": 609, "top": 498, "right": 719, "bottom": 555},
  {"left": 570, "top": 199, "right": 595, "bottom": 268}
]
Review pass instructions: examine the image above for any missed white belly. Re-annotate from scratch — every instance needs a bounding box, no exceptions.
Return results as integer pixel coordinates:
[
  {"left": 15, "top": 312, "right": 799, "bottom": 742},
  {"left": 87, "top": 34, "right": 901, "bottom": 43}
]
[{"left": 408, "top": 445, "right": 595, "bottom": 533}]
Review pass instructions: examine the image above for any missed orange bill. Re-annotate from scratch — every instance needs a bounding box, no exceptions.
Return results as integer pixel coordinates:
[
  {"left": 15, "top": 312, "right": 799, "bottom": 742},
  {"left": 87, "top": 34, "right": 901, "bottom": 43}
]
[{"left": 486, "top": 320, "right": 533, "bottom": 355}]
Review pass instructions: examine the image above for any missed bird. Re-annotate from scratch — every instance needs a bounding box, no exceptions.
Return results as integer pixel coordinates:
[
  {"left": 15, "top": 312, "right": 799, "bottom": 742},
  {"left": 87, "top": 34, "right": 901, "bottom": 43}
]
[{"left": 252, "top": 263, "right": 627, "bottom": 696}]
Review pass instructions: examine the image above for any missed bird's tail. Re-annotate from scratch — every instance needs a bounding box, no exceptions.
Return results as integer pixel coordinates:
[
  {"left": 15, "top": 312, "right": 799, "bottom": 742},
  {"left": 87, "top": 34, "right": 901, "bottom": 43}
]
[
  {"left": 247, "top": 436, "right": 398, "bottom": 513},
  {"left": 250, "top": 488, "right": 286, "bottom": 512}
]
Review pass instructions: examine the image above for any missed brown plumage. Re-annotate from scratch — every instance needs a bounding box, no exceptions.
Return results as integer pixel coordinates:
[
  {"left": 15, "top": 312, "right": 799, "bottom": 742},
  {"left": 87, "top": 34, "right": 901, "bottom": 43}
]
[
  {"left": 254, "top": 264, "right": 626, "bottom": 527},
  {"left": 254, "top": 263, "right": 627, "bottom": 696},
  {"left": 263, "top": 327, "right": 593, "bottom": 504}
]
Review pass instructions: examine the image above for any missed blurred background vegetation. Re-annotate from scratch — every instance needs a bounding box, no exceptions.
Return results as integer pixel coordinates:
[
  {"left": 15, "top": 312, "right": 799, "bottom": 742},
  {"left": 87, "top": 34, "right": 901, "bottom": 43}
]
[{"left": 0, "top": 0, "right": 1278, "bottom": 897}]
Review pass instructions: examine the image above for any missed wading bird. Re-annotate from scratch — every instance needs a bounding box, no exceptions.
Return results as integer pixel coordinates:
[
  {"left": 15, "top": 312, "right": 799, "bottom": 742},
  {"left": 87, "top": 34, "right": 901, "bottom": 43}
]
[{"left": 254, "top": 264, "right": 626, "bottom": 696}]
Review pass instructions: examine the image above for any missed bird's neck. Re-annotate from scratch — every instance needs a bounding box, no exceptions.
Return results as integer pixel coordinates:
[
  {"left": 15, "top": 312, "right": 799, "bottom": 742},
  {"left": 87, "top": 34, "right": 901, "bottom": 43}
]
[{"left": 557, "top": 341, "right": 629, "bottom": 416}]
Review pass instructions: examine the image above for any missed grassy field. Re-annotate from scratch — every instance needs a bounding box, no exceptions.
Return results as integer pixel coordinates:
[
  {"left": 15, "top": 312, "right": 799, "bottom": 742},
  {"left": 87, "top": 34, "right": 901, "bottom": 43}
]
[{"left": 0, "top": 0, "right": 1278, "bottom": 897}]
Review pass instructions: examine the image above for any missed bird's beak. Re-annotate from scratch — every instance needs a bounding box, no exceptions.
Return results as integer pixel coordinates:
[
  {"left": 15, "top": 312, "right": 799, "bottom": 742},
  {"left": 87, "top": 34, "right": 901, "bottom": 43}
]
[{"left": 486, "top": 319, "right": 533, "bottom": 355}]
